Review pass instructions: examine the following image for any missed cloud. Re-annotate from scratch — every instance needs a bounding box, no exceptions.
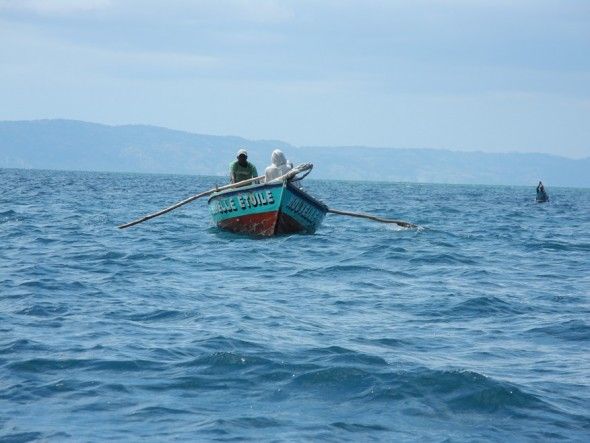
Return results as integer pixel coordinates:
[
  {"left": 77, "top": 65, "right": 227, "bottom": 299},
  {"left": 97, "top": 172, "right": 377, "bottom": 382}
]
[
  {"left": 0, "top": 21, "right": 221, "bottom": 80},
  {"left": 228, "top": 0, "right": 294, "bottom": 23},
  {"left": 113, "top": 0, "right": 295, "bottom": 25},
  {"left": 0, "top": 0, "right": 111, "bottom": 16}
]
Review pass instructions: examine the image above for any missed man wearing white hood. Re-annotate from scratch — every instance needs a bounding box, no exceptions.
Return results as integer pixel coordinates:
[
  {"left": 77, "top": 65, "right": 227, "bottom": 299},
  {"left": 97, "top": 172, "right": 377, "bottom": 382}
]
[{"left": 265, "top": 149, "right": 293, "bottom": 183}]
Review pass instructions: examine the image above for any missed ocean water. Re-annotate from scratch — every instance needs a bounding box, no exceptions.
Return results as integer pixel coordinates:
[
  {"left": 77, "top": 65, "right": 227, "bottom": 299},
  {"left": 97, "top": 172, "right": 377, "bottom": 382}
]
[{"left": 1, "top": 168, "right": 589, "bottom": 442}]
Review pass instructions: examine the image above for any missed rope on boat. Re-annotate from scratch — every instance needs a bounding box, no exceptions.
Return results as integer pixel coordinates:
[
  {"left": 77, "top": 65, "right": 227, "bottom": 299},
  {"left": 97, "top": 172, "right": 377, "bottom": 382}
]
[{"left": 267, "top": 163, "right": 314, "bottom": 184}]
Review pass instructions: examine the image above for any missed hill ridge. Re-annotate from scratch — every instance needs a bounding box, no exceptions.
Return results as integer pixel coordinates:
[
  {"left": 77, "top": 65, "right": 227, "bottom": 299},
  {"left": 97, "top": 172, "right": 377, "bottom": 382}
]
[{"left": 1, "top": 119, "right": 588, "bottom": 187}]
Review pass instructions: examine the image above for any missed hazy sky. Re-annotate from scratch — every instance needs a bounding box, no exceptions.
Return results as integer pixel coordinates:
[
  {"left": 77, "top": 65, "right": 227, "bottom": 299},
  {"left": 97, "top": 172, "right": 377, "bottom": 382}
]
[{"left": 1, "top": 0, "right": 589, "bottom": 157}]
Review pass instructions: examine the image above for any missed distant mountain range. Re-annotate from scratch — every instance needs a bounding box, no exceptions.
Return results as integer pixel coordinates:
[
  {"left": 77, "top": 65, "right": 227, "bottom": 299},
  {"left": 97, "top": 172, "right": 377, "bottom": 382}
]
[{"left": 1, "top": 119, "right": 588, "bottom": 187}]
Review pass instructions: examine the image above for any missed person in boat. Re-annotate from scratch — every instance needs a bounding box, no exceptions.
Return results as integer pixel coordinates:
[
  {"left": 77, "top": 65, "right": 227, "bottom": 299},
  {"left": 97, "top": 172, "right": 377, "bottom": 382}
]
[
  {"left": 229, "top": 149, "right": 258, "bottom": 184},
  {"left": 265, "top": 149, "right": 293, "bottom": 183}
]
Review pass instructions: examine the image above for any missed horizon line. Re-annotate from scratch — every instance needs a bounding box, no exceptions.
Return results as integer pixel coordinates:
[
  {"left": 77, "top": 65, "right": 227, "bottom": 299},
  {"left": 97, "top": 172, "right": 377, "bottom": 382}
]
[{"left": 2, "top": 166, "right": 588, "bottom": 190}]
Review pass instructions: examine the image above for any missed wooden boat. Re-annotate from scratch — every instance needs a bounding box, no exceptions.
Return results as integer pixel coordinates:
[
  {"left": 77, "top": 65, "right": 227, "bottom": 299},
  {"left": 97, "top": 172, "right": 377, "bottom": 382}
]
[
  {"left": 119, "top": 162, "right": 416, "bottom": 233},
  {"left": 208, "top": 165, "right": 328, "bottom": 236}
]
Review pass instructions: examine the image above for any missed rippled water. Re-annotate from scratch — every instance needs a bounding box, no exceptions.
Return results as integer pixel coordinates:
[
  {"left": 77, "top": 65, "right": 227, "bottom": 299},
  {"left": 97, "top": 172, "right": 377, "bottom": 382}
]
[{"left": 1, "top": 168, "right": 589, "bottom": 442}]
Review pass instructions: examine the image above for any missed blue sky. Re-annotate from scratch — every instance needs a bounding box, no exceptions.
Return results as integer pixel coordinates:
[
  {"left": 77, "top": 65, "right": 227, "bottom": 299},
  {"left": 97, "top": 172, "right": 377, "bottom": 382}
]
[{"left": 1, "top": 0, "right": 589, "bottom": 158}]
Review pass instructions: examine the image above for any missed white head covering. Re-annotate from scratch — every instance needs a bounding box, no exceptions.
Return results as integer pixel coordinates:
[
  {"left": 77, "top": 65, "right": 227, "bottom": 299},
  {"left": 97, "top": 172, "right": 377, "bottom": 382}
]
[
  {"left": 237, "top": 149, "right": 248, "bottom": 157},
  {"left": 271, "top": 149, "right": 287, "bottom": 167}
]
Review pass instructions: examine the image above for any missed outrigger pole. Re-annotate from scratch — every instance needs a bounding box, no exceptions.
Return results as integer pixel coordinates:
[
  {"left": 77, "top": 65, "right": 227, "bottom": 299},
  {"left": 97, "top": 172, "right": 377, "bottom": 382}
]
[
  {"left": 117, "top": 175, "right": 264, "bottom": 229},
  {"left": 327, "top": 208, "right": 417, "bottom": 229}
]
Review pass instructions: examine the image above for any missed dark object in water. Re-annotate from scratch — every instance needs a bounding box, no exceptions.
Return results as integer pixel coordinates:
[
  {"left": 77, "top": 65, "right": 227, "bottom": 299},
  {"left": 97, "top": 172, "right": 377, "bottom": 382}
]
[
  {"left": 536, "top": 190, "right": 549, "bottom": 203},
  {"left": 536, "top": 181, "right": 549, "bottom": 203}
]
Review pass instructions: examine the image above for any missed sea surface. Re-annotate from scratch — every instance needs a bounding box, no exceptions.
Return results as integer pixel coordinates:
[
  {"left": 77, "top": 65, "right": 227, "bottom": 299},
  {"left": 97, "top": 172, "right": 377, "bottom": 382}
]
[{"left": 1, "top": 168, "right": 589, "bottom": 442}]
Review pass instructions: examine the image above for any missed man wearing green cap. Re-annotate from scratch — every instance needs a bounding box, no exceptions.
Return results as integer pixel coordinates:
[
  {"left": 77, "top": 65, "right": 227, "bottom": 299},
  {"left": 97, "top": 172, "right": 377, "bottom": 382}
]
[{"left": 229, "top": 149, "right": 259, "bottom": 184}]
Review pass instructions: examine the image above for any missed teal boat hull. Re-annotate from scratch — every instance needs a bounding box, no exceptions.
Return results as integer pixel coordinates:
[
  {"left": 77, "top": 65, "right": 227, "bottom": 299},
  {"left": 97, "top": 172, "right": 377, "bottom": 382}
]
[{"left": 208, "top": 182, "right": 328, "bottom": 236}]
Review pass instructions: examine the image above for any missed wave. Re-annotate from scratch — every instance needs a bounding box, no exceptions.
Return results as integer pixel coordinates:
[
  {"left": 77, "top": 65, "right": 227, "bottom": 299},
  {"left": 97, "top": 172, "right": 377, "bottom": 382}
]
[
  {"left": 289, "top": 366, "right": 376, "bottom": 397},
  {"left": 330, "top": 421, "right": 390, "bottom": 432},
  {"left": 291, "top": 264, "right": 409, "bottom": 278},
  {"left": 32, "top": 236, "right": 59, "bottom": 245},
  {"left": 305, "top": 345, "right": 389, "bottom": 367},
  {"left": 527, "top": 320, "right": 590, "bottom": 341},
  {"left": 364, "top": 337, "right": 410, "bottom": 348},
  {"left": 446, "top": 296, "right": 529, "bottom": 317},
  {"left": 0, "top": 339, "right": 48, "bottom": 355},
  {"left": 195, "top": 335, "right": 268, "bottom": 352},
  {"left": 126, "top": 406, "right": 193, "bottom": 419},
  {"left": 525, "top": 240, "right": 590, "bottom": 252},
  {"left": 16, "top": 280, "right": 86, "bottom": 292},
  {"left": 367, "top": 368, "right": 550, "bottom": 414},
  {"left": 7, "top": 358, "right": 89, "bottom": 372},
  {"left": 184, "top": 351, "right": 273, "bottom": 369},
  {"left": 195, "top": 416, "right": 286, "bottom": 432},
  {"left": 409, "top": 252, "right": 477, "bottom": 265},
  {"left": 15, "top": 303, "right": 69, "bottom": 318},
  {"left": 7, "top": 358, "right": 164, "bottom": 373},
  {"left": 0, "top": 432, "right": 44, "bottom": 443},
  {"left": 117, "top": 309, "right": 195, "bottom": 322},
  {"left": 0, "top": 340, "right": 567, "bottom": 420}
]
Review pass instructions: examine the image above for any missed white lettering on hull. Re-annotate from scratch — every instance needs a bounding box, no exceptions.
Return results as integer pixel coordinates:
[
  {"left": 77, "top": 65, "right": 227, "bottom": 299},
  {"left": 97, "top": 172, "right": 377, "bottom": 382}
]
[
  {"left": 211, "top": 190, "right": 275, "bottom": 216},
  {"left": 286, "top": 196, "right": 323, "bottom": 225}
]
